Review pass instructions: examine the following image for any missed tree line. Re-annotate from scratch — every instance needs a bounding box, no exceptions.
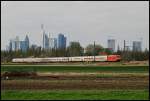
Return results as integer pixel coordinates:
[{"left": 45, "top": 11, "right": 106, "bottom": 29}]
[
  {"left": 1, "top": 41, "right": 149, "bottom": 63},
  {"left": 115, "top": 48, "right": 149, "bottom": 61}
]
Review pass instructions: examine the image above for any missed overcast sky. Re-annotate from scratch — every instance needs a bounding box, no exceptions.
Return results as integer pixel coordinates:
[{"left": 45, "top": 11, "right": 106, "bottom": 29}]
[{"left": 1, "top": 1, "right": 149, "bottom": 51}]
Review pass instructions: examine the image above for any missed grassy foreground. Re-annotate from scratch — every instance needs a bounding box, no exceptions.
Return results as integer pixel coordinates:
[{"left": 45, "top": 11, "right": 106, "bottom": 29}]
[
  {"left": 1, "top": 65, "right": 149, "bottom": 100},
  {"left": 1, "top": 65, "right": 149, "bottom": 73},
  {"left": 1, "top": 90, "right": 149, "bottom": 100}
]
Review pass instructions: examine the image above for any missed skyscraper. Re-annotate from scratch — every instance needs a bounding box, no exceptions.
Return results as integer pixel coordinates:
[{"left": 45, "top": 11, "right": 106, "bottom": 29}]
[
  {"left": 9, "top": 39, "right": 12, "bottom": 51},
  {"left": 15, "top": 36, "right": 20, "bottom": 51},
  {"left": 44, "top": 34, "right": 49, "bottom": 49},
  {"left": 49, "top": 38, "right": 54, "bottom": 49},
  {"left": 20, "top": 41, "right": 26, "bottom": 52},
  {"left": 108, "top": 39, "right": 115, "bottom": 52},
  {"left": 132, "top": 41, "right": 142, "bottom": 51},
  {"left": 42, "top": 24, "right": 45, "bottom": 49},
  {"left": 54, "top": 38, "right": 57, "bottom": 49},
  {"left": 49, "top": 38, "right": 57, "bottom": 49},
  {"left": 42, "top": 24, "right": 49, "bottom": 50},
  {"left": 20, "top": 35, "right": 29, "bottom": 52},
  {"left": 11, "top": 40, "right": 16, "bottom": 51},
  {"left": 42, "top": 25, "right": 63, "bottom": 50},
  {"left": 25, "top": 35, "right": 29, "bottom": 49},
  {"left": 9, "top": 36, "right": 19, "bottom": 51},
  {"left": 58, "top": 33, "right": 66, "bottom": 49}
]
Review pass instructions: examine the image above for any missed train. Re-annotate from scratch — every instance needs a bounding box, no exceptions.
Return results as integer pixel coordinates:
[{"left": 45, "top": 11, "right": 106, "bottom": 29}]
[{"left": 12, "top": 55, "right": 121, "bottom": 63}]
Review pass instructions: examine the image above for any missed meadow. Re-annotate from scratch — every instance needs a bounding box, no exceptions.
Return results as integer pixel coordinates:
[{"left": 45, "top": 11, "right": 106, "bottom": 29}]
[
  {"left": 1, "top": 90, "right": 149, "bottom": 100},
  {"left": 1, "top": 65, "right": 149, "bottom": 73}
]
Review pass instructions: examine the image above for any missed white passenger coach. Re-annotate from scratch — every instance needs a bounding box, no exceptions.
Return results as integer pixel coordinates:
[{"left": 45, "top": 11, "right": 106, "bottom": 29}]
[{"left": 12, "top": 56, "right": 108, "bottom": 63}]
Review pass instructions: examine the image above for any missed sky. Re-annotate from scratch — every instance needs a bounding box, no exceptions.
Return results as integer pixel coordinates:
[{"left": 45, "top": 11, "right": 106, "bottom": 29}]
[{"left": 1, "top": 1, "right": 149, "bottom": 51}]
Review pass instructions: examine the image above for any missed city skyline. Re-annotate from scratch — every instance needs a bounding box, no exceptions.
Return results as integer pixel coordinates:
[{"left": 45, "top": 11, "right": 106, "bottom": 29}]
[
  {"left": 6, "top": 32, "right": 143, "bottom": 52},
  {"left": 7, "top": 32, "right": 67, "bottom": 51},
  {"left": 1, "top": 1, "right": 149, "bottom": 51}
]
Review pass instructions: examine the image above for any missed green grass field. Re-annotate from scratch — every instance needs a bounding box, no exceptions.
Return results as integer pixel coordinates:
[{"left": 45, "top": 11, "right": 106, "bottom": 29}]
[
  {"left": 1, "top": 65, "right": 149, "bottom": 73},
  {"left": 1, "top": 90, "right": 149, "bottom": 100}
]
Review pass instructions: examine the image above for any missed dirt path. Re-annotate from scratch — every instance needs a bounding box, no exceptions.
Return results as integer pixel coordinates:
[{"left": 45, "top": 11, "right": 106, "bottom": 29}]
[
  {"left": 37, "top": 72, "right": 149, "bottom": 76},
  {"left": 1, "top": 76, "right": 149, "bottom": 90}
]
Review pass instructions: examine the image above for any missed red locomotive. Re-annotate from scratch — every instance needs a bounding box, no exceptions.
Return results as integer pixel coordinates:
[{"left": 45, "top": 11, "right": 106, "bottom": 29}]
[{"left": 107, "top": 55, "right": 121, "bottom": 62}]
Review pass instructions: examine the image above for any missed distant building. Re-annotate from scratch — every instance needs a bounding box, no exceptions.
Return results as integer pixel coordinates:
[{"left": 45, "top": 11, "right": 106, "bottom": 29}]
[
  {"left": 107, "top": 39, "right": 115, "bottom": 52},
  {"left": 31, "top": 44, "right": 38, "bottom": 49},
  {"left": 42, "top": 24, "right": 49, "bottom": 50},
  {"left": 83, "top": 48, "right": 86, "bottom": 54},
  {"left": 20, "top": 36, "right": 29, "bottom": 52},
  {"left": 58, "top": 33, "right": 66, "bottom": 49},
  {"left": 41, "top": 25, "right": 64, "bottom": 50},
  {"left": 20, "top": 41, "right": 27, "bottom": 52},
  {"left": 9, "top": 39, "right": 12, "bottom": 51},
  {"left": 15, "top": 36, "right": 20, "bottom": 51},
  {"left": 9, "top": 35, "right": 29, "bottom": 52},
  {"left": 54, "top": 38, "right": 57, "bottom": 49},
  {"left": 9, "top": 36, "right": 20, "bottom": 51},
  {"left": 43, "top": 32, "right": 58, "bottom": 50},
  {"left": 49, "top": 38, "right": 57, "bottom": 49},
  {"left": 132, "top": 41, "right": 142, "bottom": 51},
  {"left": 6, "top": 45, "right": 9, "bottom": 51},
  {"left": 43, "top": 32, "right": 49, "bottom": 50},
  {"left": 11, "top": 40, "right": 16, "bottom": 51},
  {"left": 25, "top": 35, "right": 29, "bottom": 49}
]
